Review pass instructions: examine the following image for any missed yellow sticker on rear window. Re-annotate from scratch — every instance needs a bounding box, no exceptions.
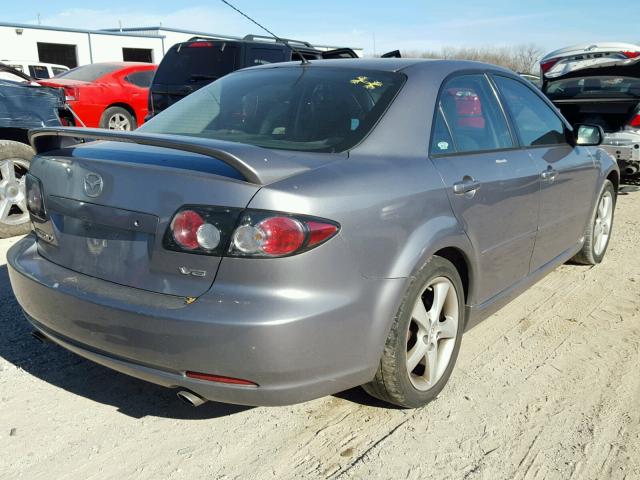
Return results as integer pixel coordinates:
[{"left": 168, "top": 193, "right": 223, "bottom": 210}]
[{"left": 350, "top": 76, "right": 383, "bottom": 90}]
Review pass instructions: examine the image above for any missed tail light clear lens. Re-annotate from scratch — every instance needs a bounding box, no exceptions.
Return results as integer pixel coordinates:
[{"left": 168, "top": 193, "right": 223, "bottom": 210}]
[
  {"left": 165, "top": 207, "right": 339, "bottom": 258},
  {"left": 26, "top": 174, "right": 46, "bottom": 221}
]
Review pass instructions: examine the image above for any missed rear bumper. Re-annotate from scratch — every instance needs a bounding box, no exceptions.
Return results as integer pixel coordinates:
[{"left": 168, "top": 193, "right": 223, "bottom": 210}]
[{"left": 8, "top": 236, "right": 405, "bottom": 406}]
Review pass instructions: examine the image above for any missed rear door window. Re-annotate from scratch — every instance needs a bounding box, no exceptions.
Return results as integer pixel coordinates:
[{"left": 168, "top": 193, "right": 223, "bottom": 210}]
[
  {"left": 494, "top": 75, "right": 566, "bottom": 147},
  {"left": 434, "top": 74, "right": 513, "bottom": 154}
]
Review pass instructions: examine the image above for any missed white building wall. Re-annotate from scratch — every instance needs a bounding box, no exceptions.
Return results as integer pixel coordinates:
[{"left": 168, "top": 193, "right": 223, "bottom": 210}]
[
  {"left": 88, "top": 34, "right": 164, "bottom": 63},
  {"left": 0, "top": 25, "right": 164, "bottom": 67},
  {"left": 0, "top": 26, "right": 92, "bottom": 65}
]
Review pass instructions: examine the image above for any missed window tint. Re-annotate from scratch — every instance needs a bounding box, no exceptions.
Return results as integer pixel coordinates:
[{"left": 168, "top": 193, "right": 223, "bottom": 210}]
[
  {"left": 247, "top": 48, "right": 286, "bottom": 66},
  {"left": 56, "top": 63, "right": 122, "bottom": 82},
  {"left": 494, "top": 76, "right": 566, "bottom": 147},
  {"left": 430, "top": 108, "right": 455, "bottom": 154},
  {"left": 142, "top": 67, "right": 405, "bottom": 153},
  {"left": 125, "top": 70, "right": 155, "bottom": 88},
  {"left": 154, "top": 42, "right": 238, "bottom": 86},
  {"left": 436, "top": 75, "right": 513, "bottom": 154},
  {"left": 545, "top": 76, "right": 640, "bottom": 99},
  {"left": 52, "top": 67, "right": 68, "bottom": 76},
  {"left": 29, "top": 65, "right": 50, "bottom": 79}
]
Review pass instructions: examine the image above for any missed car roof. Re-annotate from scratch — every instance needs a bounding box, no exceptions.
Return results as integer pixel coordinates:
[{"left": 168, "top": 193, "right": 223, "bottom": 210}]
[{"left": 247, "top": 57, "right": 514, "bottom": 75}]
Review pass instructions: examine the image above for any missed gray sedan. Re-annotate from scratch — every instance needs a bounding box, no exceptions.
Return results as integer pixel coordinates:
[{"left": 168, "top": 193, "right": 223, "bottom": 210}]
[{"left": 8, "top": 59, "right": 619, "bottom": 408}]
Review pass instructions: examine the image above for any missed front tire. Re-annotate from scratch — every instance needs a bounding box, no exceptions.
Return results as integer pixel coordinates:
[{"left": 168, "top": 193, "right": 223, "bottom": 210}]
[
  {"left": 99, "top": 106, "right": 136, "bottom": 131},
  {"left": 572, "top": 179, "right": 616, "bottom": 265},
  {"left": 0, "top": 140, "right": 33, "bottom": 239},
  {"left": 363, "top": 256, "right": 465, "bottom": 408}
]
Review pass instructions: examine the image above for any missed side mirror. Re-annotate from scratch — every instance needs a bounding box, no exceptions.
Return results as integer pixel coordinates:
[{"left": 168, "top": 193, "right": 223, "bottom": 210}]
[{"left": 575, "top": 124, "right": 604, "bottom": 146}]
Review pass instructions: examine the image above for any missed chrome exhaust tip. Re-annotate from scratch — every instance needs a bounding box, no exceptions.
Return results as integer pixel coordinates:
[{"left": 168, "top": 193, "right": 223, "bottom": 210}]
[{"left": 176, "top": 390, "right": 207, "bottom": 407}]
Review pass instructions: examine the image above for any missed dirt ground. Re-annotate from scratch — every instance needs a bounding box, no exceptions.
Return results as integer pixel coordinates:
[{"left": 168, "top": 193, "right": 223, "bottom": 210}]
[{"left": 1, "top": 181, "right": 639, "bottom": 480}]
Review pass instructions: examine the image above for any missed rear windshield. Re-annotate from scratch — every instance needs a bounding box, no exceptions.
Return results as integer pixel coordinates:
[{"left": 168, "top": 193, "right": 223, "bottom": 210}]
[
  {"left": 141, "top": 67, "right": 406, "bottom": 153},
  {"left": 546, "top": 76, "right": 640, "bottom": 99},
  {"left": 56, "top": 63, "right": 122, "bottom": 82},
  {"left": 154, "top": 42, "right": 239, "bottom": 86}
]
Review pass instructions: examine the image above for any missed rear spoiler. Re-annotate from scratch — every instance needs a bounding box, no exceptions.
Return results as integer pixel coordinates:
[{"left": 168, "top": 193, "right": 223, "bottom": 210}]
[{"left": 29, "top": 127, "right": 286, "bottom": 185}]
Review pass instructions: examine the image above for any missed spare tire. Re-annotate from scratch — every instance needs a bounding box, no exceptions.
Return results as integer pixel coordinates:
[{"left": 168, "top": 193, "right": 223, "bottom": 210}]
[{"left": 0, "top": 140, "right": 34, "bottom": 238}]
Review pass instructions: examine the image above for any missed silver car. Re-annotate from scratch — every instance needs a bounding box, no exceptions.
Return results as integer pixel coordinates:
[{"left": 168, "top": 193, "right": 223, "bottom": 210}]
[{"left": 8, "top": 59, "right": 619, "bottom": 408}]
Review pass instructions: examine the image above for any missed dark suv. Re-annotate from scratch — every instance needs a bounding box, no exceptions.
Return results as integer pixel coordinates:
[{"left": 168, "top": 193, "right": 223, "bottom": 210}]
[{"left": 147, "top": 34, "right": 357, "bottom": 119}]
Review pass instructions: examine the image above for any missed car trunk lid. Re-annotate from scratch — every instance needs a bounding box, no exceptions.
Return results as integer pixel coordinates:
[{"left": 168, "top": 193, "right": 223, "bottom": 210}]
[{"left": 28, "top": 127, "right": 341, "bottom": 297}]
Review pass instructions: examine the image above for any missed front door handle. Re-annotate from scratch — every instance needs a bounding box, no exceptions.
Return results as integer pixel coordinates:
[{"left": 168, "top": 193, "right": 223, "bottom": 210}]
[
  {"left": 453, "top": 177, "right": 481, "bottom": 195},
  {"left": 540, "top": 167, "right": 558, "bottom": 181}
]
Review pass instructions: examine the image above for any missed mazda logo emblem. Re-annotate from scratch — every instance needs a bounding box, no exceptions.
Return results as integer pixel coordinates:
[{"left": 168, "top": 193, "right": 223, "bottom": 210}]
[{"left": 84, "top": 173, "right": 104, "bottom": 198}]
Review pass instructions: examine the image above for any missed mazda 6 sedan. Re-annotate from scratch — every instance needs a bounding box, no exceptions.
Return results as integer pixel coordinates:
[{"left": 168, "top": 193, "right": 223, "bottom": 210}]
[{"left": 8, "top": 59, "right": 619, "bottom": 408}]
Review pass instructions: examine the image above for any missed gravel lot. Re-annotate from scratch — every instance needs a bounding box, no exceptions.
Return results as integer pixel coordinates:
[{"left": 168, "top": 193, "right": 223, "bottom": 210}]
[{"left": 1, "top": 181, "right": 639, "bottom": 480}]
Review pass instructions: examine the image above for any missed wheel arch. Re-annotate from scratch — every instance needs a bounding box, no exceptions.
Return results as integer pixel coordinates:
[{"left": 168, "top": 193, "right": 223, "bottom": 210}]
[
  {"left": 606, "top": 168, "right": 619, "bottom": 192},
  {"left": 103, "top": 103, "right": 138, "bottom": 126},
  {"left": 433, "top": 246, "right": 471, "bottom": 305}
]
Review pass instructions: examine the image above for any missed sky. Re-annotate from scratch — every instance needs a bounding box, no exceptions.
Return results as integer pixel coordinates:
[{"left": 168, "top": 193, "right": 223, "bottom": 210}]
[{"left": 5, "top": 1, "right": 639, "bottom": 56}]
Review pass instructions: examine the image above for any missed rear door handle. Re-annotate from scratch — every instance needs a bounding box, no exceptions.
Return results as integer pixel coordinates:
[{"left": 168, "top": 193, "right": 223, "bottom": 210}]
[
  {"left": 541, "top": 168, "right": 558, "bottom": 181},
  {"left": 453, "top": 178, "right": 481, "bottom": 195}
]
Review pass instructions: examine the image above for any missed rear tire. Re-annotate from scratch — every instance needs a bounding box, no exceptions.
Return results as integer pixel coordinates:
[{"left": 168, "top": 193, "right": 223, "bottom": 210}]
[
  {"left": 0, "top": 140, "right": 33, "bottom": 239},
  {"left": 363, "top": 256, "right": 465, "bottom": 408},
  {"left": 572, "top": 179, "right": 616, "bottom": 265},
  {"left": 99, "top": 106, "right": 136, "bottom": 131}
]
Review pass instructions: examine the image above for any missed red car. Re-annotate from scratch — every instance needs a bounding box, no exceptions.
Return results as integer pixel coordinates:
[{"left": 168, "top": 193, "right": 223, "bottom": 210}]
[{"left": 39, "top": 62, "right": 157, "bottom": 130}]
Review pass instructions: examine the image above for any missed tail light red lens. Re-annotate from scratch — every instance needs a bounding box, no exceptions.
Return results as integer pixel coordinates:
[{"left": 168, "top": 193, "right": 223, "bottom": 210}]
[
  {"left": 26, "top": 174, "right": 46, "bottom": 221},
  {"left": 63, "top": 86, "right": 79, "bottom": 102},
  {"left": 257, "top": 217, "right": 306, "bottom": 255},
  {"left": 630, "top": 114, "right": 640, "bottom": 128},
  {"left": 540, "top": 57, "right": 560, "bottom": 75},
  {"left": 623, "top": 51, "right": 640, "bottom": 59},
  {"left": 187, "top": 41, "right": 214, "bottom": 48},
  {"left": 307, "top": 221, "right": 339, "bottom": 248}
]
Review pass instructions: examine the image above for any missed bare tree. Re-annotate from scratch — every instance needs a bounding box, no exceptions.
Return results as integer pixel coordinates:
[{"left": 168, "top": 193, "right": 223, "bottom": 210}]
[{"left": 402, "top": 44, "right": 544, "bottom": 74}]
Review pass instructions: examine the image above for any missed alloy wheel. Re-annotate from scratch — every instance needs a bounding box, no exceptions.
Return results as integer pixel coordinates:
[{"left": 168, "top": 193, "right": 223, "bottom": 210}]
[
  {"left": 593, "top": 191, "right": 613, "bottom": 256},
  {"left": 108, "top": 113, "right": 132, "bottom": 131},
  {"left": 406, "top": 276, "right": 459, "bottom": 391},
  {"left": 0, "top": 158, "right": 29, "bottom": 226}
]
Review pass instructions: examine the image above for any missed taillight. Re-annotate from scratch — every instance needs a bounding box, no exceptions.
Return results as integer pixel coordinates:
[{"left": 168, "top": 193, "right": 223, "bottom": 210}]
[
  {"left": 229, "top": 212, "right": 339, "bottom": 258},
  {"left": 165, "top": 206, "right": 240, "bottom": 255},
  {"left": 540, "top": 57, "right": 560, "bottom": 75},
  {"left": 25, "top": 174, "right": 46, "bottom": 220},
  {"left": 232, "top": 216, "right": 305, "bottom": 256},
  {"left": 630, "top": 114, "right": 640, "bottom": 128},
  {"left": 63, "top": 86, "right": 79, "bottom": 102},
  {"left": 623, "top": 51, "right": 640, "bottom": 59},
  {"left": 187, "top": 41, "right": 213, "bottom": 48},
  {"left": 164, "top": 207, "right": 339, "bottom": 258}
]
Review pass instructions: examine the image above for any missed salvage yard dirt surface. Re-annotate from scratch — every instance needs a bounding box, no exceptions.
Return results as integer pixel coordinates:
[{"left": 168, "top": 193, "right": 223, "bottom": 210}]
[{"left": 1, "top": 182, "right": 640, "bottom": 480}]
